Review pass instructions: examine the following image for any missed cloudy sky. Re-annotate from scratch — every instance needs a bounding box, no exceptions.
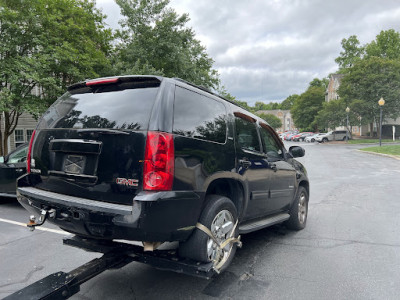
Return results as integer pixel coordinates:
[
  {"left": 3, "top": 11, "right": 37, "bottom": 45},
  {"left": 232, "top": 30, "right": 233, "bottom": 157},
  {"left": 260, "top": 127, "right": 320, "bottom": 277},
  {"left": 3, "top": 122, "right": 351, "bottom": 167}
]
[{"left": 96, "top": 0, "right": 400, "bottom": 105}]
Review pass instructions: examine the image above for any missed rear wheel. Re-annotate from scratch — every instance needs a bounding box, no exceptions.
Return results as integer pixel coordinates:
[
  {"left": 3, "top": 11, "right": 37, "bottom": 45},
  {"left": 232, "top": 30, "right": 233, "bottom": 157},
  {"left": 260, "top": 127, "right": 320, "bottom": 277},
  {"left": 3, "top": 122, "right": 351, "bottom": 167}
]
[
  {"left": 179, "top": 195, "right": 238, "bottom": 272},
  {"left": 285, "top": 186, "right": 308, "bottom": 230}
]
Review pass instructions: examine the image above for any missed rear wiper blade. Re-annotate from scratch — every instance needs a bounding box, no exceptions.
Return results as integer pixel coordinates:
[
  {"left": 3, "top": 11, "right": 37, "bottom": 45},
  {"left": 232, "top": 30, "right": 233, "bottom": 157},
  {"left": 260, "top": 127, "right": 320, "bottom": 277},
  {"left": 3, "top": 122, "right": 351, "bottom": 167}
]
[{"left": 77, "top": 129, "right": 130, "bottom": 135}]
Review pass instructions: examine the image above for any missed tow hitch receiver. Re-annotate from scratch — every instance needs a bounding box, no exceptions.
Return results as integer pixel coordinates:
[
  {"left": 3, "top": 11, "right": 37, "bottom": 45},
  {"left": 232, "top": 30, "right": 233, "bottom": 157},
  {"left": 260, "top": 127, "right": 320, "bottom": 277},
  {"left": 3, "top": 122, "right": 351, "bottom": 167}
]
[{"left": 5, "top": 236, "right": 216, "bottom": 300}]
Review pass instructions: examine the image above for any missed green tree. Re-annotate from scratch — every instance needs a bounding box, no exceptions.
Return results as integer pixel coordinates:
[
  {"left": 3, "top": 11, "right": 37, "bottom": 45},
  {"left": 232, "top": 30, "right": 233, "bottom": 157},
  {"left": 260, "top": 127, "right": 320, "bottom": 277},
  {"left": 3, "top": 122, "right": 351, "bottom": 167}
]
[
  {"left": 338, "top": 56, "right": 400, "bottom": 133},
  {"left": 291, "top": 86, "right": 325, "bottom": 131},
  {"left": 280, "top": 94, "right": 298, "bottom": 110},
  {"left": 114, "top": 0, "right": 219, "bottom": 89},
  {"left": 217, "top": 86, "right": 237, "bottom": 102},
  {"left": 335, "top": 35, "right": 365, "bottom": 70},
  {"left": 0, "top": 0, "right": 112, "bottom": 155},
  {"left": 365, "top": 29, "right": 400, "bottom": 60},
  {"left": 254, "top": 101, "right": 270, "bottom": 111},
  {"left": 314, "top": 98, "right": 365, "bottom": 133},
  {"left": 233, "top": 100, "right": 252, "bottom": 111},
  {"left": 256, "top": 113, "right": 282, "bottom": 130},
  {"left": 308, "top": 78, "right": 329, "bottom": 89},
  {"left": 314, "top": 99, "right": 346, "bottom": 131}
]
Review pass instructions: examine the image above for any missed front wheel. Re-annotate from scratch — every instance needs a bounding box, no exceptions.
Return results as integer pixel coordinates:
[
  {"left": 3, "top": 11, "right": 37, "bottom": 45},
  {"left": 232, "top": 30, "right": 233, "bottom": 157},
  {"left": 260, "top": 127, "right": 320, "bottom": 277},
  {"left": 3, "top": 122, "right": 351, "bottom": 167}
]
[
  {"left": 285, "top": 186, "right": 308, "bottom": 230},
  {"left": 179, "top": 195, "right": 239, "bottom": 272},
  {"left": 322, "top": 137, "right": 328, "bottom": 143}
]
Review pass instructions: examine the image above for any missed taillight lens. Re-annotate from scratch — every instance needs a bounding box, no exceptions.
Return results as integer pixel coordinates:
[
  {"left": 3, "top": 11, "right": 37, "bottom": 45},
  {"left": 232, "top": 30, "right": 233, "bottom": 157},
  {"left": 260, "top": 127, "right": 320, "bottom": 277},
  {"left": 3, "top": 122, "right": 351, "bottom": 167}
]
[
  {"left": 27, "top": 130, "right": 36, "bottom": 174},
  {"left": 143, "top": 131, "right": 174, "bottom": 191}
]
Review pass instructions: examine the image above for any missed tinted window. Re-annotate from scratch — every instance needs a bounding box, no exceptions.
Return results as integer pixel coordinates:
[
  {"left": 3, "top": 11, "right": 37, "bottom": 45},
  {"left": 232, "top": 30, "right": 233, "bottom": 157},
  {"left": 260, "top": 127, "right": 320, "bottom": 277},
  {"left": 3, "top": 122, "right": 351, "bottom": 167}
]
[
  {"left": 173, "top": 87, "right": 227, "bottom": 143},
  {"left": 38, "top": 86, "right": 159, "bottom": 130},
  {"left": 235, "top": 117, "right": 260, "bottom": 152},
  {"left": 8, "top": 145, "right": 28, "bottom": 163},
  {"left": 259, "top": 125, "right": 283, "bottom": 159}
]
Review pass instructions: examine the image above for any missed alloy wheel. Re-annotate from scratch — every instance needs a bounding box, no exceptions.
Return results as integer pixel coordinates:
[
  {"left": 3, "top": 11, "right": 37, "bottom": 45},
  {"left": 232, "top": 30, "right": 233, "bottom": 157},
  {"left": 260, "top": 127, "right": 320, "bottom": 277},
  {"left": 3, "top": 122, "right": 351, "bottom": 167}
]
[
  {"left": 298, "top": 193, "right": 307, "bottom": 224},
  {"left": 207, "top": 210, "right": 234, "bottom": 263}
]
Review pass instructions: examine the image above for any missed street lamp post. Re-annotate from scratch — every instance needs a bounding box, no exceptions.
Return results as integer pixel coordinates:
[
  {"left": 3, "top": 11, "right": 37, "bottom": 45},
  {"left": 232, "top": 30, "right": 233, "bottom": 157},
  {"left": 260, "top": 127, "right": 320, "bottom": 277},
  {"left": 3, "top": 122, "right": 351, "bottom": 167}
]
[
  {"left": 345, "top": 107, "right": 350, "bottom": 142},
  {"left": 378, "top": 97, "right": 385, "bottom": 146}
]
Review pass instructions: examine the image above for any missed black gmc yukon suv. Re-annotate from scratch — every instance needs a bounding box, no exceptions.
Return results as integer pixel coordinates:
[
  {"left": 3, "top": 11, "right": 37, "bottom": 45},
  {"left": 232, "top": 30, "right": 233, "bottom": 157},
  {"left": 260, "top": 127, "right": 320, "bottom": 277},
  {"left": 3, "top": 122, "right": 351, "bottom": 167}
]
[{"left": 17, "top": 76, "right": 309, "bottom": 272}]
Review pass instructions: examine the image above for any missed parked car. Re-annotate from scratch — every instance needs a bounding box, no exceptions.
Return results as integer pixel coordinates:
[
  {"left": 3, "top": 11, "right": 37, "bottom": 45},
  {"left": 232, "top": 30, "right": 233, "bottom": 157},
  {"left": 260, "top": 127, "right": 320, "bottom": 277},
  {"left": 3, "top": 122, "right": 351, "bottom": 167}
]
[
  {"left": 290, "top": 133, "right": 302, "bottom": 141},
  {"left": 305, "top": 133, "right": 324, "bottom": 143},
  {"left": 315, "top": 130, "right": 349, "bottom": 143},
  {"left": 281, "top": 131, "right": 296, "bottom": 141},
  {"left": 17, "top": 76, "right": 309, "bottom": 273},
  {"left": 285, "top": 132, "right": 298, "bottom": 141},
  {"left": 0, "top": 143, "right": 28, "bottom": 198},
  {"left": 292, "top": 132, "right": 313, "bottom": 142}
]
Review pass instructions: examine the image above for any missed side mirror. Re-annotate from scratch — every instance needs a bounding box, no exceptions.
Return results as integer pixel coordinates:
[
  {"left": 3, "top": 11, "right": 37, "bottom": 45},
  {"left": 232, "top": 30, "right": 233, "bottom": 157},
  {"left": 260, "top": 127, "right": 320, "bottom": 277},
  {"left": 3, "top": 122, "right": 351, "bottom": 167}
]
[{"left": 288, "top": 146, "right": 305, "bottom": 158}]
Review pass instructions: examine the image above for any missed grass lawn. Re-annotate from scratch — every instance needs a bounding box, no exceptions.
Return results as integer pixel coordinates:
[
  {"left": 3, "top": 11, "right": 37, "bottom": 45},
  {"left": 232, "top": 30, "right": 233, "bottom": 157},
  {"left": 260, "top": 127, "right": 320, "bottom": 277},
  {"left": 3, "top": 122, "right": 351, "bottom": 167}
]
[
  {"left": 360, "top": 145, "right": 400, "bottom": 157},
  {"left": 348, "top": 139, "right": 399, "bottom": 144}
]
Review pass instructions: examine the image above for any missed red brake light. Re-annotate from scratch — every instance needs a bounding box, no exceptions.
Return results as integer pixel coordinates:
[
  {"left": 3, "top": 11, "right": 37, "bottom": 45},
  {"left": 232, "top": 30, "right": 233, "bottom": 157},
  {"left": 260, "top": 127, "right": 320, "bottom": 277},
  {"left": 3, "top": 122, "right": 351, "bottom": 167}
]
[
  {"left": 27, "top": 130, "right": 36, "bottom": 174},
  {"left": 143, "top": 131, "right": 174, "bottom": 191},
  {"left": 86, "top": 78, "right": 119, "bottom": 86}
]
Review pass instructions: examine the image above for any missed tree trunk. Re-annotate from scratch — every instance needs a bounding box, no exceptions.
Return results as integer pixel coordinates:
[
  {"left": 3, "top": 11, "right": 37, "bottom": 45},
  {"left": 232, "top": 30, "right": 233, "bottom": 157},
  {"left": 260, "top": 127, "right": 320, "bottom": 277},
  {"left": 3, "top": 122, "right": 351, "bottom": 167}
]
[{"left": 2, "top": 110, "right": 21, "bottom": 156}]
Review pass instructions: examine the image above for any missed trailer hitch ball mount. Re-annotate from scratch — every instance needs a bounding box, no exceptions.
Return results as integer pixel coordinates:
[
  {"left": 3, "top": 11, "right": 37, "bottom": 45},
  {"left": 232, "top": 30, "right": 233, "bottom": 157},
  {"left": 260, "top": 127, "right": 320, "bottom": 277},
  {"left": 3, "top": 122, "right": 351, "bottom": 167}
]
[{"left": 27, "top": 208, "right": 55, "bottom": 231}]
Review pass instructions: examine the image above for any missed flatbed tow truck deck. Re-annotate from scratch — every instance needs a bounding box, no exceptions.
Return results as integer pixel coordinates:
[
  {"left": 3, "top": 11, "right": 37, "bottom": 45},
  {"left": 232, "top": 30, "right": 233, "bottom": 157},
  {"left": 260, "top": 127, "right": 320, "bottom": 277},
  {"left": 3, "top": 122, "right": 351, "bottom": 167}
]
[{"left": 4, "top": 235, "right": 216, "bottom": 300}]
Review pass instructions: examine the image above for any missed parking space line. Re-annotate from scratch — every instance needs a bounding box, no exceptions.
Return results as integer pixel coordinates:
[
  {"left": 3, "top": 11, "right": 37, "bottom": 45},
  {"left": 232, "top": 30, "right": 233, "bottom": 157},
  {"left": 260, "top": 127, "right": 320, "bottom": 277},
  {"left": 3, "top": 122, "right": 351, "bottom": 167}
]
[{"left": 0, "top": 217, "right": 71, "bottom": 235}]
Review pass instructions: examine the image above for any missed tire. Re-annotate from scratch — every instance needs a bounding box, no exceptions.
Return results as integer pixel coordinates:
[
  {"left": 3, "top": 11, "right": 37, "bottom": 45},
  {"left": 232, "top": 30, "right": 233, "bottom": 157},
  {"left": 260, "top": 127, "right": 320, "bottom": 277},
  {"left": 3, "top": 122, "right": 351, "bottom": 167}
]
[
  {"left": 179, "top": 195, "right": 238, "bottom": 272},
  {"left": 311, "top": 138, "right": 315, "bottom": 142},
  {"left": 285, "top": 186, "right": 308, "bottom": 230},
  {"left": 322, "top": 137, "right": 328, "bottom": 143},
  {"left": 342, "top": 136, "right": 347, "bottom": 141}
]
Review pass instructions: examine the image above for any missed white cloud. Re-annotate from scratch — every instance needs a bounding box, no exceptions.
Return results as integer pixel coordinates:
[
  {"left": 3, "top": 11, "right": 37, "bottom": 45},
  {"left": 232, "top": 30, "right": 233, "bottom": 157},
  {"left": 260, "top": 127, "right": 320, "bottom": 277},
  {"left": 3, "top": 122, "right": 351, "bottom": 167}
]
[{"left": 96, "top": 0, "right": 400, "bottom": 105}]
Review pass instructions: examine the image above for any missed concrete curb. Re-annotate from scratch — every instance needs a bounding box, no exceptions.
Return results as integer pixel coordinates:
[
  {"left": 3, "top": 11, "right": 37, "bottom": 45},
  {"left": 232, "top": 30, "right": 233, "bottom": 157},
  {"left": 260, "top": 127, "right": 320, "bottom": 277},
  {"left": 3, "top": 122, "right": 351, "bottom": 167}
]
[
  {"left": 356, "top": 149, "right": 400, "bottom": 161},
  {"left": 317, "top": 141, "right": 400, "bottom": 146}
]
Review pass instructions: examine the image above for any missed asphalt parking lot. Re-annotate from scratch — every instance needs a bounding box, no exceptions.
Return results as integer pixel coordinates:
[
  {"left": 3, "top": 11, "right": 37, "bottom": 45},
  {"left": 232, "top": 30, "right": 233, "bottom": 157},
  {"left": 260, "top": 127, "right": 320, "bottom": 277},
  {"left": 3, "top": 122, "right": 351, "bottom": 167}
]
[{"left": 1, "top": 142, "right": 400, "bottom": 299}]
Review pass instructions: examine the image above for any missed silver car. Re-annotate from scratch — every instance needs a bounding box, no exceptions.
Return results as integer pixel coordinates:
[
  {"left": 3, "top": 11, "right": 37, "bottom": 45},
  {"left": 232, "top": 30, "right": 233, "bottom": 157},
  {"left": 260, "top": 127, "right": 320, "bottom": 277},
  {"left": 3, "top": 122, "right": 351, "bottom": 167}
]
[{"left": 315, "top": 130, "right": 349, "bottom": 143}]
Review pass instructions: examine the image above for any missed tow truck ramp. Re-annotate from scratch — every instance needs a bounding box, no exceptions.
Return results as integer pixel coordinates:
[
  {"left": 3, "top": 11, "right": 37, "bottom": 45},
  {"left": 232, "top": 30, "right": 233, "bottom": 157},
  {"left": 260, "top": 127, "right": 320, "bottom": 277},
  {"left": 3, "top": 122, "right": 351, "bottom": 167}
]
[{"left": 5, "top": 236, "right": 216, "bottom": 300}]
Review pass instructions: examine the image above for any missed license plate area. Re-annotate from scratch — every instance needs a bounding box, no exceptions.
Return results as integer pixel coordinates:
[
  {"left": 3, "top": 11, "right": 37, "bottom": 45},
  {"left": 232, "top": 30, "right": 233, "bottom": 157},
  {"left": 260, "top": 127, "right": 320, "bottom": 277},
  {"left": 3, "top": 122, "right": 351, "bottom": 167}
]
[{"left": 63, "top": 155, "right": 86, "bottom": 174}]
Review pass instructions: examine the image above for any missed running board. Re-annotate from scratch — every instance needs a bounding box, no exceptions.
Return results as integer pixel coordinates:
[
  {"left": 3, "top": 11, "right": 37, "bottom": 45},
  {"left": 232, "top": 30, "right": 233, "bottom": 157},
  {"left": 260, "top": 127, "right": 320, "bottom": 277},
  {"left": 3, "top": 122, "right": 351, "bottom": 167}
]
[{"left": 239, "top": 213, "right": 290, "bottom": 234}]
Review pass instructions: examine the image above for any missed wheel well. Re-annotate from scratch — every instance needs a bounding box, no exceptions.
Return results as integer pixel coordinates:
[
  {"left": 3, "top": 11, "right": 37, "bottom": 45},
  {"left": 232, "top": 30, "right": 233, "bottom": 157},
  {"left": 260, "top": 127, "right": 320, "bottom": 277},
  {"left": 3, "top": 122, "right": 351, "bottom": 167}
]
[
  {"left": 299, "top": 180, "right": 310, "bottom": 198},
  {"left": 205, "top": 179, "right": 244, "bottom": 217}
]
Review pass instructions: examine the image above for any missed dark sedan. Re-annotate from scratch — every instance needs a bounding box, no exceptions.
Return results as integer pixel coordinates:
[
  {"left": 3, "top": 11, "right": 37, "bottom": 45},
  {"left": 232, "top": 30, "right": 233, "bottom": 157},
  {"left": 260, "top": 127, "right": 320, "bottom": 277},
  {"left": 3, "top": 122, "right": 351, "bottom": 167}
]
[{"left": 0, "top": 143, "right": 28, "bottom": 198}]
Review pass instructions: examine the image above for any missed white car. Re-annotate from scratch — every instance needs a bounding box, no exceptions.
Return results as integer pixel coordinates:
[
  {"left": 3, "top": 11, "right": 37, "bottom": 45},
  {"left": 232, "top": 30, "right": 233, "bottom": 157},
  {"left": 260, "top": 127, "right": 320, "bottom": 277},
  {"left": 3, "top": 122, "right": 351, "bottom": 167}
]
[{"left": 305, "top": 133, "right": 324, "bottom": 143}]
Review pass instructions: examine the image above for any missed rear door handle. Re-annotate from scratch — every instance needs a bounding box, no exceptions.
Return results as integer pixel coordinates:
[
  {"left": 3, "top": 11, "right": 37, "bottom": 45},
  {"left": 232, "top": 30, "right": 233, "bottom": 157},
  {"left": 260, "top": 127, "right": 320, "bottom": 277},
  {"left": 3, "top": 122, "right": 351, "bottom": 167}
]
[{"left": 239, "top": 159, "right": 252, "bottom": 168}]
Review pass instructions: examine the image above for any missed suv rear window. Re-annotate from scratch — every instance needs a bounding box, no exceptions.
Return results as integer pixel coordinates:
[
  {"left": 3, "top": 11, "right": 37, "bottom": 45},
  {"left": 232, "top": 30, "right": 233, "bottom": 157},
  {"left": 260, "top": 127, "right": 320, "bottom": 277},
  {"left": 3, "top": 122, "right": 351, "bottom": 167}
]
[{"left": 37, "top": 81, "right": 160, "bottom": 130}]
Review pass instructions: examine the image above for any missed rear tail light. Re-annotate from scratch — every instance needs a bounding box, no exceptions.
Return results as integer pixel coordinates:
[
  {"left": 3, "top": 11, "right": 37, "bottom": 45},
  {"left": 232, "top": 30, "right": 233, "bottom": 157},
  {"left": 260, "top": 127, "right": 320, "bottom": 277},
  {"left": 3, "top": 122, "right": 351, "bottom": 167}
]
[
  {"left": 143, "top": 131, "right": 174, "bottom": 191},
  {"left": 27, "top": 130, "right": 36, "bottom": 174}
]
